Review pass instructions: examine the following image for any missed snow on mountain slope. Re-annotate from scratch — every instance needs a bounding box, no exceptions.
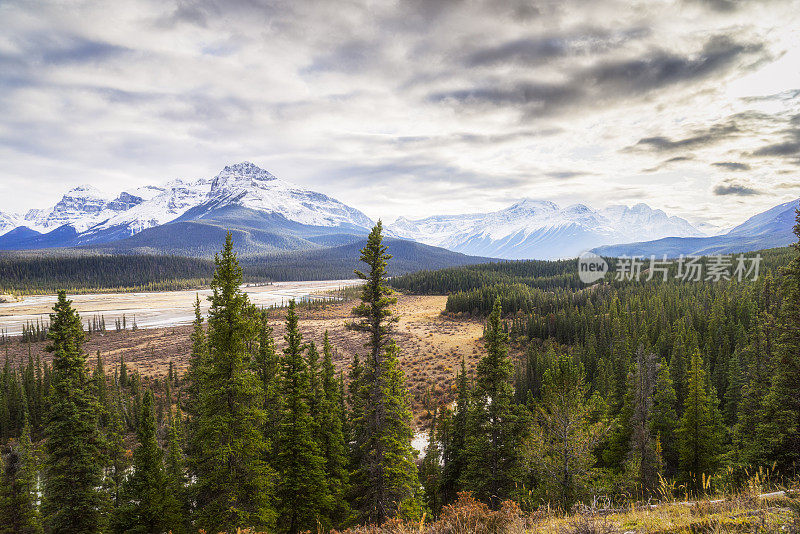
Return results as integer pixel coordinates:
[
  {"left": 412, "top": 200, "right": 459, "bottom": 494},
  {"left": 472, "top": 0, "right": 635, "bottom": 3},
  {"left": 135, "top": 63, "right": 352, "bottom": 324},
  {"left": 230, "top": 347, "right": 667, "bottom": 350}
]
[
  {"left": 24, "top": 185, "right": 113, "bottom": 232},
  {"left": 0, "top": 211, "right": 19, "bottom": 236},
  {"left": 13, "top": 162, "right": 374, "bottom": 247},
  {"left": 592, "top": 198, "right": 799, "bottom": 258},
  {"left": 198, "top": 162, "right": 374, "bottom": 229},
  {"left": 81, "top": 179, "right": 211, "bottom": 239},
  {"left": 388, "top": 199, "right": 704, "bottom": 260}
]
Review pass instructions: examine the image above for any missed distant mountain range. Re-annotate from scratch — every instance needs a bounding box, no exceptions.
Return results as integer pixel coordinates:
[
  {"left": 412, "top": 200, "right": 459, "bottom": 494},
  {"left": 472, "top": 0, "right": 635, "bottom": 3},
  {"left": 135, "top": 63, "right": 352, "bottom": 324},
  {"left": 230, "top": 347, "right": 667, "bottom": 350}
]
[
  {"left": 593, "top": 199, "right": 799, "bottom": 258},
  {"left": 0, "top": 162, "right": 796, "bottom": 264},
  {"left": 388, "top": 200, "right": 703, "bottom": 260}
]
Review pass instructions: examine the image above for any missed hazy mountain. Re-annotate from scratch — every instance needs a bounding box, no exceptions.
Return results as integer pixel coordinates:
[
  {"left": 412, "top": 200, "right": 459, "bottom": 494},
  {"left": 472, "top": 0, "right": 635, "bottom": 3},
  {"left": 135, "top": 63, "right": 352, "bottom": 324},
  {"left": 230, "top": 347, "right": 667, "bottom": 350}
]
[
  {"left": 593, "top": 199, "right": 799, "bottom": 257},
  {"left": 388, "top": 199, "right": 703, "bottom": 259}
]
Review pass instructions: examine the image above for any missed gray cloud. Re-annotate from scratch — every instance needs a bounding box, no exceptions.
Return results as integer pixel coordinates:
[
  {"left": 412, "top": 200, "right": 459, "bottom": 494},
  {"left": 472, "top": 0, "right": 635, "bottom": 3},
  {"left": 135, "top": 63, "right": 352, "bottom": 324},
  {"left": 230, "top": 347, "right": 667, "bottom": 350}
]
[
  {"left": 712, "top": 162, "right": 751, "bottom": 170},
  {"left": 429, "top": 35, "right": 765, "bottom": 118},
  {"left": 752, "top": 141, "right": 800, "bottom": 157},
  {"left": 464, "top": 28, "right": 648, "bottom": 67},
  {"left": 632, "top": 123, "right": 739, "bottom": 152},
  {"left": 713, "top": 182, "right": 762, "bottom": 195}
]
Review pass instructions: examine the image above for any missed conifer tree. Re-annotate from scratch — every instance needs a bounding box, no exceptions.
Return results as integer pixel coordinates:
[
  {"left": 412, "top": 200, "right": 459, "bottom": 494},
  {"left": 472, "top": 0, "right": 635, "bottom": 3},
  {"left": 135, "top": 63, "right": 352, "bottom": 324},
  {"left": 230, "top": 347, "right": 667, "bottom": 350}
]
[
  {"left": 624, "top": 349, "right": 661, "bottom": 496},
  {"left": 0, "top": 422, "right": 42, "bottom": 534},
  {"left": 757, "top": 205, "right": 800, "bottom": 472},
  {"left": 165, "top": 405, "right": 188, "bottom": 532},
  {"left": 723, "top": 353, "right": 743, "bottom": 427},
  {"left": 440, "top": 357, "right": 470, "bottom": 505},
  {"left": 104, "top": 392, "right": 129, "bottom": 511},
  {"left": 349, "top": 222, "right": 420, "bottom": 522},
  {"left": 651, "top": 357, "right": 679, "bottom": 477},
  {"left": 182, "top": 294, "right": 206, "bottom": 421},
  {"left": 419, "top": 409, "right": 443, "bottom": 516},
  {"left": 320, "top": 332, "right": 350, "bottom": 526},
  {"left": 42, "top": 291, "right": 105, "bottom": 534},
  {"left": 114, "top": 389, "right": 182, "bottom": 534},
  {"left": 462, "top": 298, "right": 526, "bottom": 508},
  {"left": 252, "top": 310, "right": 282, "bottom": 447},
  {"left": 676, "top": 350, "right": 724, "bottom": 492},
  {"left": 275, "top": 300, "right": 330, "bottom": 533},
  {"left": 93, "top": 352, "right": 111, "bottom": 430},
  {"left": 527, "top": 355, "right": 600, "bottom": 509},
  {"left": 187, "top": 234, "right": 274, "bottom": 532}
]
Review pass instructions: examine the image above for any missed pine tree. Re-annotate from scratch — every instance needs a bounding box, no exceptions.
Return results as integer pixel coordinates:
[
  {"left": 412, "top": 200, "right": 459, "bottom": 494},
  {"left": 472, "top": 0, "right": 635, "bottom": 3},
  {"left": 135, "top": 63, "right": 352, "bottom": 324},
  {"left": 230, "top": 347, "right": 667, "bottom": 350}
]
[
  {"left": 757, "top": 204, "right": 800, "bottom": 473},
  {"left": 104, "top": 390, "right": 129, "bottom": 511},
  {"left": 676, "top": 350, "right": 724, "bottom": 492},
  {"left": 349, "top": 222, "right": 420, "bottom": 522},
  {"left": 93, "top": 352, "right": 111, "bottom": 430},
  {"left": 183, "top": 294, "right": 206, "bottom": 421},
  {"left": 0, "top": 422, "right": 42, "bottom": 534},
  {"left": 42, "top": 291, "right": 105, "bottom": 534},
  {"left": 275, "top": 300, "right": 330, "bottom": 533},
  {"left": 114, "top": 389, "right": 182, "bottom": 534},
  {"left": 723, "top": 353, "right": 743, "bottom": 427},
  {"left": 528, "top": 355, "right": 600, "bottom": 509},
  {"left": 440, "top": 357, "right": 469, "bottom": 505},
  {"left": 419, "top": 409, "right": 443, "bottom": 516},
  {"left": 187, "top": 234, "right": 274, "bottom": 532},
  {"left": 165, "top": 405, "right": 188, "bottom": 533},
  {"left": 462, "top": 298, "right": 526, "bottom": 508},
  {"left": 252, "top": 309, "right": 282, "bottom": 448},
  {"left": 320, "top": 332, "right": 350, "bottom": 526},
  {"left": 624, "top": 349, "right": 662, "bottom": 496},
  {"left": 651, "top": 357, "right": 679, "bottom": 477}
]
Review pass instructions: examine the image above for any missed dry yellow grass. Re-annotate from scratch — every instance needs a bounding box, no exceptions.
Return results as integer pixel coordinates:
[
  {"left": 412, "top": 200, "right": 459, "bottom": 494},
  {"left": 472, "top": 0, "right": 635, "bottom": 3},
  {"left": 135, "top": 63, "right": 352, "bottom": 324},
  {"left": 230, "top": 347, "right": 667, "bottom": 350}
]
[{"left": 2, "top": 294, "right": 486, "bottom": 417}]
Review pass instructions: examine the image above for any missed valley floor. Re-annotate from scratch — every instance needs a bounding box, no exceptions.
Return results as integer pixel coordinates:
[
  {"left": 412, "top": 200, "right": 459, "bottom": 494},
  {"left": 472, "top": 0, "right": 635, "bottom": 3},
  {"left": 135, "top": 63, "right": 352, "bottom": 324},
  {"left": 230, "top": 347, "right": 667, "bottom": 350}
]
[{"left": 2, "top": 294, "right": 485, "bottom": 418}]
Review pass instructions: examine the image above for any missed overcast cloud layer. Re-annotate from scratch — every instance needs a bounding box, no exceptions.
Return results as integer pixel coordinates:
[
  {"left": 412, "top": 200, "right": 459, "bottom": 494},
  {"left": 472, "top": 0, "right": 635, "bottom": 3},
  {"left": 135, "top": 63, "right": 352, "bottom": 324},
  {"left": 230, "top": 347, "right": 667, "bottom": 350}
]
[{"left": 1, "top": 0, "right": 799, "bottom": 228}]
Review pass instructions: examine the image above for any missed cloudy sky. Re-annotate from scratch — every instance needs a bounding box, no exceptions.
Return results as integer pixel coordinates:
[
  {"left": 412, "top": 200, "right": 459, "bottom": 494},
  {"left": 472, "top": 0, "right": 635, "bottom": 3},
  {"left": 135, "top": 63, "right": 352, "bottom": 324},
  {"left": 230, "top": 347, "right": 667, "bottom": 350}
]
[{"left": 1, "top": 0, "right": 799, "bottom": 228}]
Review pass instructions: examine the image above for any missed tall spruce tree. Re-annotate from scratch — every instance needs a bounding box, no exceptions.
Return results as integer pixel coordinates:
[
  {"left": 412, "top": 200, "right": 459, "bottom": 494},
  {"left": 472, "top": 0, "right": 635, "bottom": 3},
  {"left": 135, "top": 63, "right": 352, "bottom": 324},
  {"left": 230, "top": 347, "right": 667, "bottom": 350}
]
[
  {"left": 462, "top": 298, "right": 527, "bottom": 508},
  {"left": 676, "top": 350, "right": 724, "bottom": 492},
  {"left": 275, "top": 300, "right": 331, "bottom": 533},
  {"left": 419, "top": 409, "right": 443, "bottom": 516},
  {"left": 187, "top": 234, "right": 274, "bottom": 532},
  {"left": 350, "top": 222, "right": 420, "bottom": 522},
  {"left": 252, "top": 310, "right": 282, "bottom": 448},
  {"left": 624, "top": 349, "right": 662, "bottom": 496},
  {"left": 42, "top": 291, "right": 105, "bottom": 534},
  {"left": 440, "top": 357, "right": 470, "bottom": 505},
  {"left": 114, "top": 389, "right": 182, "bottom": 534},
  {"left": 320, "top": 332, "right": 350, "bottom": 526},
  {"left": 528, "top": 355, "right": 600, "bottom": 509},
  {"left": 756, "top": 204, "right": 800, "bottom": 473},
  {"left": 165, "top": 405, "right": 188, "bottom": 533},
  {"left": 0, "top": 422, "right": 42, "bottom": 534},
  {"left": 651, "top": 357, "right": 679, "bottom": 477}
]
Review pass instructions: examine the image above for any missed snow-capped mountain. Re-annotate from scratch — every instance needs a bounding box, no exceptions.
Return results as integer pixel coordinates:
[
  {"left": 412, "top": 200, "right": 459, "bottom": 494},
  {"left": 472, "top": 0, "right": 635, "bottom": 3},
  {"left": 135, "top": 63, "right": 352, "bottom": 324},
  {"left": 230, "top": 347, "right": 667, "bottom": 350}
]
[
  {"left": 1, "top": 162, "right": 375, "bottom": 251},
  {"left": 24, "top": 185, "right": 111, "bottom": 232},
  {"left": 0, "top": 211, "right": 19, "bottom": 236},
  {"left": 388, "top": 199, "right": 704, "bottom": 260},
  {"left": 593, "top": 198, "right": 799, "bottom": 258},
  {"left": 19, "top": 184, "right": 169, "bottom": 235},
  {"left": 199, "top": 162, "right": 374, "bottom": 230},
  {"left": 77, "top": 179, "right": 211, "bottom": 242}
]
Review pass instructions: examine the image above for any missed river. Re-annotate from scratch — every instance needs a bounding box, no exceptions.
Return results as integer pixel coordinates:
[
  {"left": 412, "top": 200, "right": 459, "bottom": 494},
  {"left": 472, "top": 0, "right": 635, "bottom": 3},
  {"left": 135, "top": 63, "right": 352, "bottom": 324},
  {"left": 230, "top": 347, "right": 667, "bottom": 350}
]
[{"left": 0, "top": 279, "right": 362, "bottom": 336}]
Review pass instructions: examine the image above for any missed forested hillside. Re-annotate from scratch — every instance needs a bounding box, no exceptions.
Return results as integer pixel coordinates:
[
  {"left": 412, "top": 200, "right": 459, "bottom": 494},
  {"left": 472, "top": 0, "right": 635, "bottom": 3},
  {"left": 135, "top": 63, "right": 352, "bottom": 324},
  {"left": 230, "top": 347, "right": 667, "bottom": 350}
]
[{"left": 0, "top": 253, "right": 217, "bottom": 294}]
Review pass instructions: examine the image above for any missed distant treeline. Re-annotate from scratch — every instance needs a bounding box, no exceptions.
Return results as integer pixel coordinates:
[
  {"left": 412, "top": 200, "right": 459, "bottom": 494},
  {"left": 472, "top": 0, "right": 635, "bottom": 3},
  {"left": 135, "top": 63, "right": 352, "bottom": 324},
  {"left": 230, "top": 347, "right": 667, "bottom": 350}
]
[
  {"left": 392, "top": 247, "right": 794, "bottom": 315},
  {"left": 0, "top": 254, "right": 218, "bottom": 294},
  {"left": 0, "top": 236, "right": 486, "bottom": 294},
  {"left": 391, "top": 258, "right": 581, "bottom": 295}
]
